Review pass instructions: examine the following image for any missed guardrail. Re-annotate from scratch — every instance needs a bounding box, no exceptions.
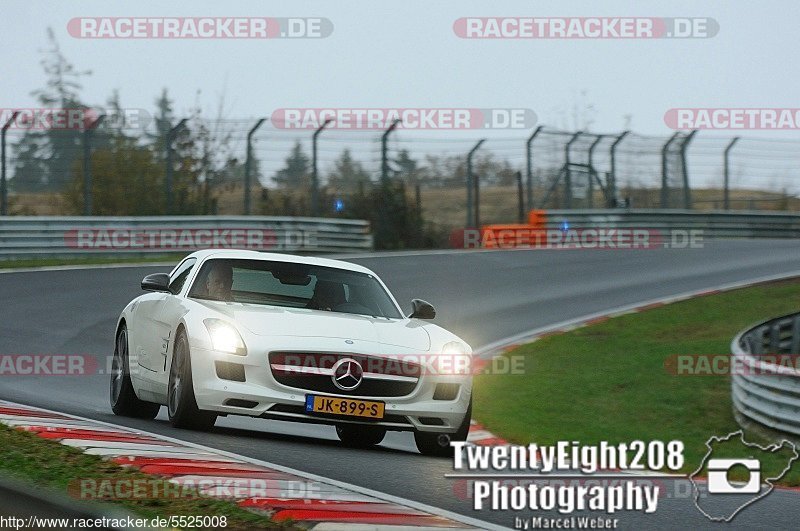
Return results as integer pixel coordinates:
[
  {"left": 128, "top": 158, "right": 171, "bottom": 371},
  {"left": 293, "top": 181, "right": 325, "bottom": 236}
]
[
  {"left": 731, "top": 311, "right": 800, "bottom": 438},
  {"left": 0, "top": 216, "right": 373, "bottom": 259},
  {"left": 545, "top": 209, "right": 800, "bottom": 238}
]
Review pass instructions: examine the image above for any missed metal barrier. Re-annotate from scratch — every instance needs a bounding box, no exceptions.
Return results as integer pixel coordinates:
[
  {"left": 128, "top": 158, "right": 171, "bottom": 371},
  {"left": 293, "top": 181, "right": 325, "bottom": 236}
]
[
  {"left": 0, "top": 216, "right": 372, "bottom": 259},
  {"left": 545, "top": 209, "right": 800, "bottom": 239},
  {"left": 731, "top": 311, "right": 800, "bottom": 437}
]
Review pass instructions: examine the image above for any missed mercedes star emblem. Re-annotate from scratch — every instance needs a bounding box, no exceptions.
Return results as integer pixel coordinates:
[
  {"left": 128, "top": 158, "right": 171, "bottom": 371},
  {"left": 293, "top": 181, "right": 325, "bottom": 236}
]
[{"left": 331, "top": 358, "right": 363, "bottom": 391}]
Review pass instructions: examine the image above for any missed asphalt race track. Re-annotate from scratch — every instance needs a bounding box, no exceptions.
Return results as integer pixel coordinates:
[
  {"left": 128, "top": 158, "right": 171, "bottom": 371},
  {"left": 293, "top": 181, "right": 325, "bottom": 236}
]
[{"left": 2, "top": 239, "right": 800, "bottom": 529}]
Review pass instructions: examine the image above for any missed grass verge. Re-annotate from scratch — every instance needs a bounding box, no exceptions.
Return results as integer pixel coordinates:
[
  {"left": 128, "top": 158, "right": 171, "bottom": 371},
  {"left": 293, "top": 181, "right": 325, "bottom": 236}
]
[
  {"left": 474, "top": 278, "right": 800, "bottom": 485},
  {"left": 0, "top": 424, "right": 293, "bottom": 529},
  {"left": 0, "top": 255, "right": 180, "bottom": 269}
]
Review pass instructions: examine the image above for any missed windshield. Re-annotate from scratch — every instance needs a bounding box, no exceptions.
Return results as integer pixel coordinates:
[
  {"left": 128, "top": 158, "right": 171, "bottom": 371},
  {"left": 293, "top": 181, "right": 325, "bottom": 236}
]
[{"left": 188, "top": 258, "right": 402, "bottom": 319}]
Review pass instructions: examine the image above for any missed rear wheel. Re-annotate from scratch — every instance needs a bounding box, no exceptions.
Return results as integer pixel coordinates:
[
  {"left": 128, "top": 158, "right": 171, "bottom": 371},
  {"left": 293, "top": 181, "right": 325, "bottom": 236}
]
[
  {"left": 335, "top": 424, "right": 387, "bottom": 448},
  {"left": 415, "top": 398, "right": 472, "bottom": 457},
  {"left": 110, "top": 324, "right": 160, "bottom": 419},
  {"left": 167, "top": 330, "right": 217, "bottom": 431}
]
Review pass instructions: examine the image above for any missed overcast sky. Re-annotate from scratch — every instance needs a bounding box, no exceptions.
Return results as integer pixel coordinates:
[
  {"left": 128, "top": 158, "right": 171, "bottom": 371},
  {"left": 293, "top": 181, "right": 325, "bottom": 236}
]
[
  {"left": 2, "top": 1, "right": 797, "bottom": 134},
  {"left": 3, "top": 1, "right": 800, "bottom": 191}
]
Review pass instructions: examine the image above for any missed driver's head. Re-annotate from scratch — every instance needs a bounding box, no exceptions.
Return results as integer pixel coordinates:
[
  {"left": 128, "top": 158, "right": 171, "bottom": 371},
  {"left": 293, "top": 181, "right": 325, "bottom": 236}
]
[
  {"left": 312, "top": 280, "right": 346, "bottom": 311},
  {"left": 206, "top": 261, "right": 233, "bottom": 301}
]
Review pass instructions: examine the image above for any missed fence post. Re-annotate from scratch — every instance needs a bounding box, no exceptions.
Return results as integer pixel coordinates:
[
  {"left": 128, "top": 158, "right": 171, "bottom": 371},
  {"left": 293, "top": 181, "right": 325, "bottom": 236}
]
[
  {"left": 525, "top": 125, "right": 544, "bottom": 211},
  {"left": 311, "top": 118, "right": 333, "bottom": 216},
  {"left": 609, "top": 130, "right": 629, "bottom": 208},
  {"left": 380, "top": 119, "right": 401, "bottom": 184},
  {"left": 466, "top": 139, "right": 485, "bottom": 228},
  {"left": 564, "top": 132, "right": 582, "bottom": 209},
  {"left": 660, "top": 132, "right": 681, "bottom": 208},
  {"left": 680, "top": 130, "right": 697, "bottom": 209},
  {"left": 244, "top": 118, "right": 266, "bottom": 215},
  {"left": 82, "top": 115, "right": 105, "bottom": 216},
  {"left": 724, "top": 136, "right": 740, "bottom": 210},
  {"left": 415, "top": 182, "right": 423, "bottom": 247},
  {"left": 516, "top": 171, "right": 524, "bottom": 223},
  {"left": 1, "top": 111, "right": 18, "bottom": 216},
  {"left": 165, "top": 118, "right": 188, "bottom": 215},
  {"left": 587, "top": 135, "right": 604, "bottom": 208}
]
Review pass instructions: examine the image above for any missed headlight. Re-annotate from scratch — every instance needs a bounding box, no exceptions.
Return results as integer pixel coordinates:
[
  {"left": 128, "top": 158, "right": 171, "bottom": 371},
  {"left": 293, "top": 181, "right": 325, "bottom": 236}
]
[
  {"left": 442, "top": 341, "right": 467, "bottom": 355},
  {"left": 203, "top": 319, "right": 247, "bottom": 356}
]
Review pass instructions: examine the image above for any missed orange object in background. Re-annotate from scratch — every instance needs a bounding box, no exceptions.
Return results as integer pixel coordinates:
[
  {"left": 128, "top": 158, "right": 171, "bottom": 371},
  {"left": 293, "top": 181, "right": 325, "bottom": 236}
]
[
  {"left": 527, "top": 209, "right": 547, "bottom": 228},
  {"left": 479, "top": 211, "right": 549, "bottom": 249}
]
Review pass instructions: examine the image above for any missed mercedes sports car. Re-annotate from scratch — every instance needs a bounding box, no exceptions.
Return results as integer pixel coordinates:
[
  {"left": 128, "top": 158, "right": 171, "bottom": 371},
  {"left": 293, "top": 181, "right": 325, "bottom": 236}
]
[{"left": 110, "top": 249, "right": 473, "bottom": 456}]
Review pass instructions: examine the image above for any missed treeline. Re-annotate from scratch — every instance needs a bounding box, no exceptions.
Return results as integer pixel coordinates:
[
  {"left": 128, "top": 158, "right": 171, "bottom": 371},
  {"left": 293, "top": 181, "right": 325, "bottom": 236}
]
[{"left": 9, "top": 30, "right": 518, "bottom": 248}]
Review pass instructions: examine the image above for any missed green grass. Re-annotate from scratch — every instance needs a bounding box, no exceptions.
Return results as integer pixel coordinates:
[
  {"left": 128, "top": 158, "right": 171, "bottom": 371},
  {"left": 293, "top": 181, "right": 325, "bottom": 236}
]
[
  {"left": 474, "top": 279, "right": 800, "bottom": 485},
  {"left": 0, "top": 255, "right": 181, "bottom": 269},
  {"left": 0, "top": 425, "right": 294, "bottom": 529}
]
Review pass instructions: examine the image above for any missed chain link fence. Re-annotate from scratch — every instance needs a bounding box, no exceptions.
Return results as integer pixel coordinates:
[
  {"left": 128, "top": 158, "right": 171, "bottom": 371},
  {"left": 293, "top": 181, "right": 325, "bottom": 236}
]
[{"left": 2, "top": 115, "right": 800, "bottom": 245}]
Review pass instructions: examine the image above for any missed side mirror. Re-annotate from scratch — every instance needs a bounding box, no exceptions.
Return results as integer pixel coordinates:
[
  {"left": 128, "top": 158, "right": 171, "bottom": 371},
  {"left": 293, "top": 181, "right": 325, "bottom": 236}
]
[
  {"left": 141, "top": 273, "right": 171, "bottom": 292},
  {"left": 409, "top": 299, "right": 436, "bottom": 319}
]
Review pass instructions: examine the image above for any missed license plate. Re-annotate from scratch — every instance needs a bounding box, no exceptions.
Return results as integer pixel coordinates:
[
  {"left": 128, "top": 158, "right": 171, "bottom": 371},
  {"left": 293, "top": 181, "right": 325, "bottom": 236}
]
[{"left": 305, "top": 395, "right": 385, "bottom": 419}]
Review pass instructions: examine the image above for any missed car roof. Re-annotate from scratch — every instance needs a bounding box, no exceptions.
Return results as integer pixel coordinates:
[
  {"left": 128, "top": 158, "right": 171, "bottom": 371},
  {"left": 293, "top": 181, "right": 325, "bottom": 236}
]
[{"left": 184, "top": 249, "right": 375, "bottom": 275}]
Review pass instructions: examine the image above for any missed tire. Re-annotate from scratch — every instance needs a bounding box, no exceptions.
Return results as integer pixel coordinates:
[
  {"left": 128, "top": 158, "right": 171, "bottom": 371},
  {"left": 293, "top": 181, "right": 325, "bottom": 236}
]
[
  {"left": 167, "top": 330, "right": 217, "bottom": 431},
  {"left": 335, "top": 424, "right": 387, "bottom": 448},
  {"left": 110, "top": 324, "right": 161, "bottom": 419},
  {"left": 415, "top": 398, "right": 472, "bottom": 457}
]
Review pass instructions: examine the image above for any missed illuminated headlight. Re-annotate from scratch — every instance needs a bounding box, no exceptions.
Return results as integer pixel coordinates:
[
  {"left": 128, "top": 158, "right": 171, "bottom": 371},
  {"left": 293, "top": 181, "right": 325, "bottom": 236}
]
[
  {"left": 442, "top": 341, "right": 467, "bottom": 355},
  {"left": 204, "top": 319, "right": 247, "bottom": 356}
]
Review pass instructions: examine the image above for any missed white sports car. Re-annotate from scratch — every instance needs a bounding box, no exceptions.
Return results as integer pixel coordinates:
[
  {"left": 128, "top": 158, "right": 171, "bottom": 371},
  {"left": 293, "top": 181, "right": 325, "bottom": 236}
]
[{"left": 110, "top": 249, "right": 473, "bottom": 456}]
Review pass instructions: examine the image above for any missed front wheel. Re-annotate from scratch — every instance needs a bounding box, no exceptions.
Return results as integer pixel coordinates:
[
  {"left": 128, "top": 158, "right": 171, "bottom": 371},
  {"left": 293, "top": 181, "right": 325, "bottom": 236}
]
[
  {"left": 167, "top": 330, "right": 217, "bottom": 431},
  {"left": 336, "top": 424, "right": 387, "bottom": 448},
  {"left": 110, "top": 324, "right": 161, "bottom": 419},
  {"left": 415, "top": 398, "right": 472, "bottom": 457}
]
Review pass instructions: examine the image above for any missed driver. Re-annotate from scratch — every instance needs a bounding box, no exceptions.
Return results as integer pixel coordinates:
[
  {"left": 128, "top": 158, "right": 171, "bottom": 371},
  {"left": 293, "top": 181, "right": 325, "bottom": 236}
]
[
  {"left": 206, "top": 261, "right": 234, "bottom": 301},
  {"left": 309, "top": 280, "right": 346, "bottom": 311}
]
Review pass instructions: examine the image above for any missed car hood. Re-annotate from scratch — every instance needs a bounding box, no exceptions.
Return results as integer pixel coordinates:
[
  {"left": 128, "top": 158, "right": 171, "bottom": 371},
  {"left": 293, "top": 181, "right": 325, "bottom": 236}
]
[{"left": 197, "top": 301, "right": 431, "bottom": 351}]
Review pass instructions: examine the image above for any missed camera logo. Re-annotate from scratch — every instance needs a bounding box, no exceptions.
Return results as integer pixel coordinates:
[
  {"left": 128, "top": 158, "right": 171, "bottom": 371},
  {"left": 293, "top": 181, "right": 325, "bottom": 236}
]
[
  {"left": 707, "top": 458, "right": 760, "bottom": 494},
  {"left": 691, "top": 431, "right": 797, "bottom": 522}
]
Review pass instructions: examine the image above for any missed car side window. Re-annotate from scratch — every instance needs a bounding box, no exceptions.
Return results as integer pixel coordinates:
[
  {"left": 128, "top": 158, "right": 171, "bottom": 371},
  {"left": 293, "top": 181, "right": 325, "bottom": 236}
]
[{"left": 169, "top": 258, "right": 197, "bottom": 295}]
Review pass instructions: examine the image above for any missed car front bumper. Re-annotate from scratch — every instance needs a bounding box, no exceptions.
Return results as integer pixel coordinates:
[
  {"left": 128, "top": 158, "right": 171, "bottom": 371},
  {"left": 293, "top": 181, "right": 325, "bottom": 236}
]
[{"left": 190, "top": 346, "right": 473, "bottom": 433}]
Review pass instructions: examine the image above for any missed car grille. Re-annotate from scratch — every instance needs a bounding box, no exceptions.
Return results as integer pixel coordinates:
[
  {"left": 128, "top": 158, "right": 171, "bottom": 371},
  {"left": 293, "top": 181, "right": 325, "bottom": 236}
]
[{"left": 268, "top": 351, "right": 420, "bottom": 398}]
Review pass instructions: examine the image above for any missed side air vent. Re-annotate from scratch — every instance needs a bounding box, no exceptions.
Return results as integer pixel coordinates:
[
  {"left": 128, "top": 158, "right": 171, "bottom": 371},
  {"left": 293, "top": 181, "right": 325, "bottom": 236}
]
[
  {"left": 215, "top": 361, "right": 246, "bottom": 382},
  {"left": 433, "top": 383, "right": 460, "bottom": 401}
]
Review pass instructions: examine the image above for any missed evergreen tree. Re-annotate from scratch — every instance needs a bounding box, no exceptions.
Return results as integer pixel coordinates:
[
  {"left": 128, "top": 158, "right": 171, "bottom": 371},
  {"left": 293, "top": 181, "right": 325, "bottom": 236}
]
[
  {"left": 273, "top": 141, "right": 310, "bottom": 189},
  {"left": 13, "top": 28, "right": 90, "bottom": 191},
  {"left": 327, "top": 149, "right": 370, "bottom": 193}
]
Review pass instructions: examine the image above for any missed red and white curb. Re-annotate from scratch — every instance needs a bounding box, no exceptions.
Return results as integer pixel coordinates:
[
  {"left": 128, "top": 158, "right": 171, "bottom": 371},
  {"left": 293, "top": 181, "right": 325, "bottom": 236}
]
[
  {"left": 0, "top": 401, "right": 503, "bottom": 531},
  {"left": 466, "top": 421, "right": 508, "bottom": 447},
  {"left": 467, "top": 269, "right": 800, "bottom": 447}
]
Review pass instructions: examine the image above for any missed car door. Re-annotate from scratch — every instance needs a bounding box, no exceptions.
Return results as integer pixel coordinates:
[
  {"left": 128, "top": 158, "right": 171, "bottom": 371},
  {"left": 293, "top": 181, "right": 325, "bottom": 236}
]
[{"left": 136, "top": 258, "right": 196, "bottom": 376}]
